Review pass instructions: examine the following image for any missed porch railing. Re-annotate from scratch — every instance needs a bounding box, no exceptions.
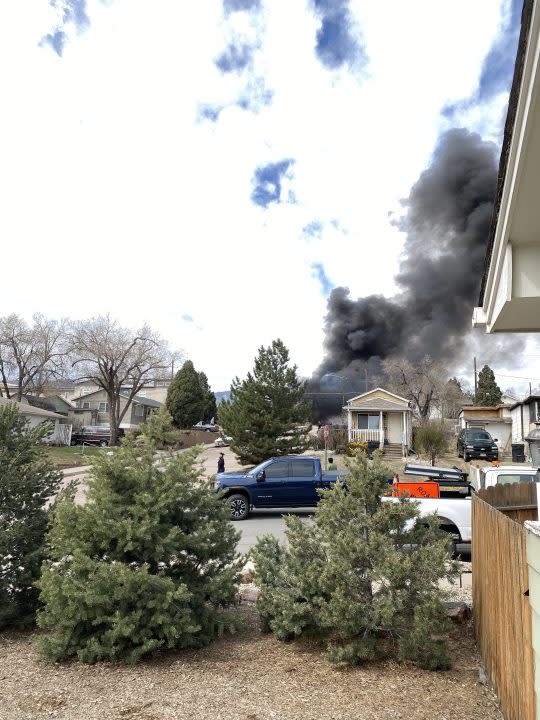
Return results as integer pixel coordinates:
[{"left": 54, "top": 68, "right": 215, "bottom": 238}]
[{"left": 350, "top": 429, "right": 383, "bottom": 442}]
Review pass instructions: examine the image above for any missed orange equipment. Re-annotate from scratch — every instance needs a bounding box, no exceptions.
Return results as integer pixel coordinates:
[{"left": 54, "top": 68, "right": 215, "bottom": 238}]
[{"left": 392, "top": 480, "right": 440, "bottom": 499}]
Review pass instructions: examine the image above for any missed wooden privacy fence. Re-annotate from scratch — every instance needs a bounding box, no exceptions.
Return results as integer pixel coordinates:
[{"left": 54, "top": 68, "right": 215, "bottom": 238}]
[{"left": 472, "top": 484, "right": 537, "bottom": 720}]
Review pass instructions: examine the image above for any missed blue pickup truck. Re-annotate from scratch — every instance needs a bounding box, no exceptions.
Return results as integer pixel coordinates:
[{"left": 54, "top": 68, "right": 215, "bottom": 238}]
[
  {"left": 215, "top": 456, "right": 341, "bottom": 520},
  {"left": 215, "top": 456, "right": 473, "bottom": 554}
]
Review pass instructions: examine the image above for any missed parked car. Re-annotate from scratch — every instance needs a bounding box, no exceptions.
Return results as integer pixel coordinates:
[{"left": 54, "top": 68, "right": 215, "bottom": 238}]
[
  {"left": 192, "top": 420, "right": 219, "bottom": 432},
  {"left": 70, "top": 426, "right": 124, "bottom": 447},
  {"left": 457, "top": 428, "right": 499, "bottom": 462},
  {"left": 214, "top": 435, "right": 232, "bottom": 447}
]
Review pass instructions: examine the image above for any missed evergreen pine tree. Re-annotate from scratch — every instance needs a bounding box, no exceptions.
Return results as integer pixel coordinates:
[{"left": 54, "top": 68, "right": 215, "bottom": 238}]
[
  {"left": 198, "top": 371, "right": 217, "bottom": 422},
  {"left": 166, "top": 361, "right": 207, "bottom": 427},
  {"left": 37, "top": 445, "right": 241, "bottom": 664},
  {"left": 251, "top": 452, "right": 456, "bottom": 670},
  {"left": 475, "top": 365, "right": 502, "bottom": 406},
  {"left": 218, "top": 339, "right": 311, "bottom": 464},
  {"left": 0, "top": 404, "right": 61, "bottom": 629}
]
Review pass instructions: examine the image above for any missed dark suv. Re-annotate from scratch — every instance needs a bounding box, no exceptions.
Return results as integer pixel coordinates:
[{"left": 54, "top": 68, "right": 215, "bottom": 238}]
[{"left": 457, "top": 429, "right": 499, "bottom": 462}]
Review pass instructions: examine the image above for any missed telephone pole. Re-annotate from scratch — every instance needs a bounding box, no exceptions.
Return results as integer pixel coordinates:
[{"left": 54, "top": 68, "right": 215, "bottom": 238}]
[{"left": 474, "top": 357, "right": 478, "bottom": 399}]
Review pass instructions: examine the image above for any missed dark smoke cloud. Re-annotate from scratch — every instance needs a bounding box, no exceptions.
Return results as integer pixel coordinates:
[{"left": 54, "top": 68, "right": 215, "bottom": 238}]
[{"left": 310, "top": 128, "right": 526, "bottom": 419}]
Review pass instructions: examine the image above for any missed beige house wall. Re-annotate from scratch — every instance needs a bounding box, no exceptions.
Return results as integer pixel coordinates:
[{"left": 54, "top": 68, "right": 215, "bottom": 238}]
[
  {"left": 525, "top": 520, "right": 540, "bottom": 720},
  {"left": 349, "top": 389, "right": 407, "bottom": 408}
]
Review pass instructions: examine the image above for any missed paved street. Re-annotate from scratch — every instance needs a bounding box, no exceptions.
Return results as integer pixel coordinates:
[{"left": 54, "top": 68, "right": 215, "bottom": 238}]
[
  {"left": 233, "top": 508, "right": 315, "bottom": 555},
  {"left": 61, "top": 443, "right": 470, "bottom": 558}
]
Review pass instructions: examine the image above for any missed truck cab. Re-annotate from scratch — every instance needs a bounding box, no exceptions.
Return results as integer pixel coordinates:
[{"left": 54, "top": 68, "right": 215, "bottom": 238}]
[{"left": 215, "top": 456, "right": 339, "bottom": 520}]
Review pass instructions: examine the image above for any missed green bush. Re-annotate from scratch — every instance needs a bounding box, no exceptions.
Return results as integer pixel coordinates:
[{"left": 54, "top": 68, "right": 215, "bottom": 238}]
[
  {"left": 344, "top": 440, "right": 368, "bottom": 457},
  {"left": 0, "top": 404, "right": 62, "bottom": 629},
  {"left": 136, "top": 407, "right": 179, "bottom": 449},
  {"left": 251, "top": 452, "right": 456, "bottom": 670},
  {"left": 37, "top": 446, "right": 242, "bottom": 664},
  {"left": 415, "top": 421, "right": 449, "bottom": 466}
]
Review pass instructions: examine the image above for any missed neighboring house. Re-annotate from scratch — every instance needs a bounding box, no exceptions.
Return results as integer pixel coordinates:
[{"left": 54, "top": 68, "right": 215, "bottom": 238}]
[
  {"left": 343, "top": 388, "right": 413, "bottom": 456},
  {"left": 53, "top": 378, "right": 172, "bottom": 405},
  {"left": 73, "top": 389, "right": 162, "bottom": 428},
  {"left": 509, "top": 395, "right": 540, "bottom": 447},
  {"left": 473, "top": 0, "right": 540, "bottom": 332},
  {"left": 25, "top": 394, "right": 74, "bottom": 416},
  {"left": 457, "top": 404, "right": 513, "bottom": 456},
  {"left": 0, "top": 396, "right": 70, "bottom": 444}
]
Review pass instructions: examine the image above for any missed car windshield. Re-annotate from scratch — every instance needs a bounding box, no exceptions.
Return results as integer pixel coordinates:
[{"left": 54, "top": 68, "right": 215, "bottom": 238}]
[
  {"left": 248, "top": 460, "right": 271, "bottom": 476},
  {"left": 466, "top": 431, "right": 491, "bottom": 441}
]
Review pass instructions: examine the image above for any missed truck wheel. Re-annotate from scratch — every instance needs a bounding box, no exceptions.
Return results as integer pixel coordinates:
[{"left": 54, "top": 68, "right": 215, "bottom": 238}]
[
  {"left": 99, "top": 440, "right": 108, "bottom": 447},
  {"left": 228, "top": 494, "right": 249, "bottom": 521},
  {"left": 463, "top": 450, "right": 468, "bottom": 462}
]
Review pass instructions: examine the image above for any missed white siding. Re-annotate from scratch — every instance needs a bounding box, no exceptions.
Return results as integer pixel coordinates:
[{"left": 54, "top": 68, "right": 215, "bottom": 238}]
[{"left": 511, "top": 405, "right": 524, "bottom": 442}]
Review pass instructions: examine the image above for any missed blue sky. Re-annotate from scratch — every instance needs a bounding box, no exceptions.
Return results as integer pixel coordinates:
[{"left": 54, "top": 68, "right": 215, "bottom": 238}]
[{"left": 0, "top": 0, "right": 534, "bottom": 392}]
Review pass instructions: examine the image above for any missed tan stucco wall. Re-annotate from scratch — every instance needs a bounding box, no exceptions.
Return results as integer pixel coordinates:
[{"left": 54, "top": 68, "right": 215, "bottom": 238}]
[
  {"left": 349, "top": 389, "right": 407, "bottom": 407},
  {"left": 464, "top": 408, "right": 500, "bottom": 419},
  {"left": 526, "top": 520, "right": 540, "bottom": 720}
]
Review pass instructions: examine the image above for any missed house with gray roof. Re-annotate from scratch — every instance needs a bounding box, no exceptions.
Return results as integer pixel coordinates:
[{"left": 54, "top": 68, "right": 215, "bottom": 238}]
[
  {"left": 0, "top": 396, "right": 71, "bottom": 444},
  {"left": 72, "top": 389, "right": 162, "bottom": 429}
]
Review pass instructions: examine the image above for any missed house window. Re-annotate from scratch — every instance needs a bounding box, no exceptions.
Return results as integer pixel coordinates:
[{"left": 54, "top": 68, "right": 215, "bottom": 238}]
[
  {"left": 82, "top": 402, "right": 90, "bottom": 409},
  {"left": 98, "top": 402, "right": 109, "bottom": 412},
  {"left": 357, "top": 414, "right": 380, "bottom": 430},
  {"left": 530, "top": 401, "right": 540, "bottom": 423},
  {"left": 135, "top": 405, "right": 144, "bottom": 417}
]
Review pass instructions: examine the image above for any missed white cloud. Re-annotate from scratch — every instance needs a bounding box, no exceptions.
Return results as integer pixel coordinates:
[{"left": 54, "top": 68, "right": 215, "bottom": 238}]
[{"left": 0, "top": 0, "right": 513, "bottom": 390}]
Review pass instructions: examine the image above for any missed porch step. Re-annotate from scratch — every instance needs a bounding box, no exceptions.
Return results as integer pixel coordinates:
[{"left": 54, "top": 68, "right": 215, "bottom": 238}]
[{"left": 382, "top": 444, "right": 404, "bottom": 458}]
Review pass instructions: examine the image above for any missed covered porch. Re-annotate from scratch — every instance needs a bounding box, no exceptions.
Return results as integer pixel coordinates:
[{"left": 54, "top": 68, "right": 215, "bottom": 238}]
[{"left": 344, "top": 388, "right": 413, "bottom": 455}]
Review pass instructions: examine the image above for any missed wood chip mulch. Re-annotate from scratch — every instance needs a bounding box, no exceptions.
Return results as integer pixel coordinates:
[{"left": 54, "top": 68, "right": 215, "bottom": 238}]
[{"left": 0, "top": 606, "right": 502, "bottom": 720}]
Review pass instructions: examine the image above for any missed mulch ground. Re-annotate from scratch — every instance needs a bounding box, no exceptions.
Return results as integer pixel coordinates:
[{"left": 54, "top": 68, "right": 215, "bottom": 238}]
[{"left": 0, "top": 607, "right": 502, "bottom": 720}]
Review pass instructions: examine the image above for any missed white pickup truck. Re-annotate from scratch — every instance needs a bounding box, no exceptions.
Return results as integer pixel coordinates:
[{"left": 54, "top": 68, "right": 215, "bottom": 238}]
[
  {"left": 400, "top": 465, "right": 540, "bottom": 551},
  {"left": 467, "top": 464, "right": 540, "bottom": 490}
]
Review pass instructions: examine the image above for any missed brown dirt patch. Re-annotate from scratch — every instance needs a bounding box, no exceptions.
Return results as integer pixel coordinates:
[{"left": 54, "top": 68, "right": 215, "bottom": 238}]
[{"left": 0, "top": 607, "right": 501, "bottom": 720}]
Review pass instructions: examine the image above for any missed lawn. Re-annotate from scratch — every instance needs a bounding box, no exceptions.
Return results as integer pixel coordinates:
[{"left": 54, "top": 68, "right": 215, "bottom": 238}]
[{"left": 44, "top": 445, "right": 105, "bottom": 468}]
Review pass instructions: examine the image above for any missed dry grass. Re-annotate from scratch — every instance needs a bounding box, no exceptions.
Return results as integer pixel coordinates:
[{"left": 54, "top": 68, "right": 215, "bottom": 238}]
[{"left": 0, "top": 606, "right": 501, "bottom": 720}]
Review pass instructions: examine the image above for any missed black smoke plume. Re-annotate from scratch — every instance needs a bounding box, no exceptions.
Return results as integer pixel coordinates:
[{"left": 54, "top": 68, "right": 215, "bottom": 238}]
[{"left": 309, "top": 128, "right": 525, "bottom": 420}]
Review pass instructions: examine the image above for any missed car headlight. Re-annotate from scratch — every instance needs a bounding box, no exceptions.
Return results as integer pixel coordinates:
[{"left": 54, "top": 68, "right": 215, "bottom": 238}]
[
  {"left": 214, "top": 481, "right": 222, "bottom": 491},
  {"left": 466, "top": 445, "right": 474, "bottom": 449}
]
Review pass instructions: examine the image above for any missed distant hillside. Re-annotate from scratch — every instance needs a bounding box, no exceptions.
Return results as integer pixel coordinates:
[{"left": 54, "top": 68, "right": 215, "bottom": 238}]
[{"left": 214, "top": 391, "right": 231, "bottom": 405}]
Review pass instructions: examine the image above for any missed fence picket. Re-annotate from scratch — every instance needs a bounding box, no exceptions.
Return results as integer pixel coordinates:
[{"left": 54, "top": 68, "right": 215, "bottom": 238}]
[{"left": 472, "top": 485, "right": 536, "bottom": 720}]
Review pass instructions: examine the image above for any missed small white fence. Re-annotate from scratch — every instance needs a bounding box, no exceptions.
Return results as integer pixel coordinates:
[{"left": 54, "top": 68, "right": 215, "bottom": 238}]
[{"left": 350, "top": 429, "right": 382, "bottom": 442}]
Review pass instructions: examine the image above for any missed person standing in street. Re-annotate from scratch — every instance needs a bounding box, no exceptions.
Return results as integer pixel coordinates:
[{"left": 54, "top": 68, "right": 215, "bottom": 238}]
[
  {"left": 327, "top": 457, "right": 338, "bottom": 471},
  {"left": 217, "top": 452, "right": 225, "bottom": 474}
]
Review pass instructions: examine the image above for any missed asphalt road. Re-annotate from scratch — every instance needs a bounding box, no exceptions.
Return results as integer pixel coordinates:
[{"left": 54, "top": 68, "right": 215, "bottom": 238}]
[
  {"left": 233, "top": 509, "right": 471, "bottom": 561},
  {"left": 233, "top": 508, "right": 315, "bottom": 555}
]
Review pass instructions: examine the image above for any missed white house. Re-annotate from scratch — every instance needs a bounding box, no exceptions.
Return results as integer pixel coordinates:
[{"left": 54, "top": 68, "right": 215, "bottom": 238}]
[
  {"left": 343, "top": 388, "right": 413, "bottom": 456},
  {"left": 473, "top": 0, "right": 540, "bottom": 332},
  {"left": 457, "top": 404, "right": 513, "bottom": 456},
  {"left": 509, "top": 394, "right": 540, "bottom": 445},
  {"left": 0, "top": 396, "right": 70, "bottom": 444}
]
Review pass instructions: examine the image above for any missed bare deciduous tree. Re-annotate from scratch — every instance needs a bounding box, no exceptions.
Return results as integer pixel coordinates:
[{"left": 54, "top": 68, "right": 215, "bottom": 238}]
[
  {"left": 383, "top": 356, "right": 446, "bottom": 419},
  {"left": 69, "top": 316, "right": 171, "bottom": 445},
  {"left": 0, "top": 314, "right": 68, "bottom": 401}
]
